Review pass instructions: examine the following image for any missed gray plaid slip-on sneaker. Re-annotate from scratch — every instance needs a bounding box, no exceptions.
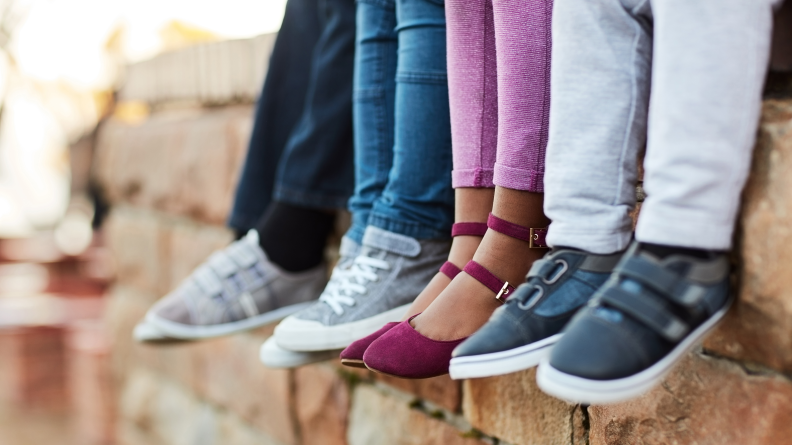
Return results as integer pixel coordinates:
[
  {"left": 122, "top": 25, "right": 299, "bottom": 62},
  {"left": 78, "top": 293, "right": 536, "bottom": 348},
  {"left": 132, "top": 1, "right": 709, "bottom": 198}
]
[
  {"left": 273, "top": 226, "right": 451, "bottom": 352},
  {"left": 145, "top": 231, "right": 360, "bottom": 340}
]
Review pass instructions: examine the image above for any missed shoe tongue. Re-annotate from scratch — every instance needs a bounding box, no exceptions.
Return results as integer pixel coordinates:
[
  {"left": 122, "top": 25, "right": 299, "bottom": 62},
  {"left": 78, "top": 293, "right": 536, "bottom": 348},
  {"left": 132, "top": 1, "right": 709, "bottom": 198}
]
[{"left": 361, "top": 226, "right": 421, "bottom": 257}]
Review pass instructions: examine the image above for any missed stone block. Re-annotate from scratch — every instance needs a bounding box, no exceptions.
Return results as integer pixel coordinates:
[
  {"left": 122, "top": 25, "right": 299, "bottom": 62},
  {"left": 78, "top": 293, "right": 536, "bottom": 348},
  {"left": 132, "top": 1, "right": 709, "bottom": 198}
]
[
  {"left": 347, "top": 385, "right": 487, "bottom": 445},
  {"left": 375, "top": 374, "right": 461, "bottom": 413},
  {"left": 104, "top": 207, "right": 169, "bottom": 295},
  {"left": 295, "top": 364, "right": 350, "bottom": 445},
  {"left": 462, "top": 369, "right": 577, "bottom": 445},
  {"left": 706, "top": 99, "right": 792, "bottom": 372},
  {"left": 587, "top": 351, "right": 792, "bottom": 445},
  {"left": 118, "top": 368, "right": 287, "bottom": 445},
  {"left": 94, "top": 106, "right": 252, "bottom": 225}
]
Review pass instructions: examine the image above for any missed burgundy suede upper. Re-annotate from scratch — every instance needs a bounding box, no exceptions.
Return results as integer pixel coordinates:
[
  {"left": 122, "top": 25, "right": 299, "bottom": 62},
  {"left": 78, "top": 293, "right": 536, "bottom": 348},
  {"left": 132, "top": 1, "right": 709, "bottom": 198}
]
[
  {"left": 363, "top": 317, "right": 467, "bottom": 379},
  {"left": 340, "top": 322, "right": 399, "bottom": 362}
]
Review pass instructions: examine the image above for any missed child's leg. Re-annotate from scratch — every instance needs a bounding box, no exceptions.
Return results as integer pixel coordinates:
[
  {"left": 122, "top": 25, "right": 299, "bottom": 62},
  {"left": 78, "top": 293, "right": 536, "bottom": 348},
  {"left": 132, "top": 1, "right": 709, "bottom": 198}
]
[
  {"left": 638, "top": 0, "right": 780, "bottom": 250},
  {"left": 544, "top": 0, "right": 653, "bottom": 254},
  {"left": 414, "top": 0, "right": 555, "bottom": 341}
]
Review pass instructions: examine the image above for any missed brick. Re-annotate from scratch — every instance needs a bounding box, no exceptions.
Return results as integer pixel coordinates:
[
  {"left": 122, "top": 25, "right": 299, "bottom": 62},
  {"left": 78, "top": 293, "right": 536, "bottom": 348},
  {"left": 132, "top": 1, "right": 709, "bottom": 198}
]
[
  {"left": 348, "top": 385, "right": 487, "bottom": 445},
  {"left": 94, "top": 105, "right": 252, "bottom": 225},
  {"left": 706, "top": 99, "right": 792, "bottom": 372},
  {"left": 104, "top": 208, "right": 169, "bottom": 295},
  {"left": 375, "top": 374, "right": 461, "bottom": 413},
  {"left": 66, "top": 321, "right": 115, "bottom": 445},
  {"left": 295, "top": 364, "right": 350, "bottom": 445},
  {"left": 587, "top": 351, "right": 792, "bottom": 445},
  {"left": 462, "top": 369, "right": 576, "bottom": 445},
  {"left": 118, "top": 368, "right": 287, "bottom": 445}
]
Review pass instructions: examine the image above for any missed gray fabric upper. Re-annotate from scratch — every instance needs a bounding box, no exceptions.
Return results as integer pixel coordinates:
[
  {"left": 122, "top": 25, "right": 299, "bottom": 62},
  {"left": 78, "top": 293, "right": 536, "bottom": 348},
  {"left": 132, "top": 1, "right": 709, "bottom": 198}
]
[
  {"left": 150, "top": 230, "right": 340, "bottom": 326},
  {"left": 293, "top": 226, "right": 451, "bottom": 326}
]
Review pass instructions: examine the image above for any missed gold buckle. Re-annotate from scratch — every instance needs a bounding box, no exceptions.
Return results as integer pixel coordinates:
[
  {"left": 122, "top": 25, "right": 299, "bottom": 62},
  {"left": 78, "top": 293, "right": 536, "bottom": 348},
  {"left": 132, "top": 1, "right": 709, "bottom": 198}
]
[
  {"left": 495, "top": 281, "right": 510, "bottom": 303},
  {"left": 529, "top": 228, "right": 547, "bottom": 249}
]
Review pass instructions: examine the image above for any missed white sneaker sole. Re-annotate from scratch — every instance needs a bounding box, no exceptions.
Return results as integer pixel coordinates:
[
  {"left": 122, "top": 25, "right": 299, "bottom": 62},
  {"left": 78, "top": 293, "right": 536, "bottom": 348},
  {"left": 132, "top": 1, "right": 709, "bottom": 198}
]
[
  {"left": 449, "top": 334, "right": 562, "bottom": 380},
  {"left": 133, "top": 321, "right": 171, "bottom": 342},
  {"left": 146, "top": 301, "right": 314, "bottom": 340},
  {"left": 536, "top": 303, "right": 731, "bottom": 405},
  {"left": 259, "top": 337, "right": 340, "bottom": 368},
  {"left": 274, "top": 304, "right": 410, "bottom": 351}
]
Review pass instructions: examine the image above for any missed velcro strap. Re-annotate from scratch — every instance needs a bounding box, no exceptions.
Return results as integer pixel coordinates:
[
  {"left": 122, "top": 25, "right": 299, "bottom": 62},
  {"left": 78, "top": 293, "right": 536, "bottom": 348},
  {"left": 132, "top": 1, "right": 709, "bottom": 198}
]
[
  {"left": 617, "top": 257, "right": 706, "bottom": 307},
  {"left": 527, "top": 259, "right": 556, "bottom": 280},
  {"left": 451, "top": 222, "right": 488, "bottom": 237},
  {"left": 208, "top": 252, "right": 239, "bottom": 278},
  {"left": 464, "top": 261, "right": 515, "bottom": 302},
  {"left": 487, "top": 213, "right": 548, "bottom": 248},
  {"left": 439, "top": 261, "right": 462, "bottom": 280},
  {"left": 600, "top": 285, "right": 689, "bottom": 342}
]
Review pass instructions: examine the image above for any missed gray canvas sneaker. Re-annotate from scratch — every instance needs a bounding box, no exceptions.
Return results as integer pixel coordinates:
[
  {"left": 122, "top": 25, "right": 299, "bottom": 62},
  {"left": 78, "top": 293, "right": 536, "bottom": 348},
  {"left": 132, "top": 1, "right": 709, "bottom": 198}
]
[
  {"left": 145, "top": 231, "right": 360, "bottom": 339},
  {"left": 273, "top": 226, "right": 451, "bottom": 351}
]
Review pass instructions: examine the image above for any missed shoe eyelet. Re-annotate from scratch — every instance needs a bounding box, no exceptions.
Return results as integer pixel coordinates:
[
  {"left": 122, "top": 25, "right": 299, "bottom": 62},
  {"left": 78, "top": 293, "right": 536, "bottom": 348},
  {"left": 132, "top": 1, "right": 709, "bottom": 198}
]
[{"left": 541, "top": 259, "right": 569, "bottom": 285}]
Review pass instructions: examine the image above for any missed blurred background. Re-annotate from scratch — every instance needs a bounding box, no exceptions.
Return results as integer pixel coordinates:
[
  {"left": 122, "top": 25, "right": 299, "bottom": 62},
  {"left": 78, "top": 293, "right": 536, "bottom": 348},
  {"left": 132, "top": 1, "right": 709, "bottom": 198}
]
[{"left": 0, "top": 1, "right": 284, "bottom": 442}]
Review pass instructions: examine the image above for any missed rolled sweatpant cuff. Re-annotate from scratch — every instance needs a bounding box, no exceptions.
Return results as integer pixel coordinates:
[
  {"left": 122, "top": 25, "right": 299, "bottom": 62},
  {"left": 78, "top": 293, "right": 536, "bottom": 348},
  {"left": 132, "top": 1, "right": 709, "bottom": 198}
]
[
  {"left": 635, "top": 208, "right": 736, "bottom": 251},
  {"left": 546, "top": 223, "right": 633, "bottom": 255},
  {"left": 493, "top": 163, "right": 545, "bottom": 192},
  {"left": 452, "top": 168, "right": 495, "bottom": 189}
]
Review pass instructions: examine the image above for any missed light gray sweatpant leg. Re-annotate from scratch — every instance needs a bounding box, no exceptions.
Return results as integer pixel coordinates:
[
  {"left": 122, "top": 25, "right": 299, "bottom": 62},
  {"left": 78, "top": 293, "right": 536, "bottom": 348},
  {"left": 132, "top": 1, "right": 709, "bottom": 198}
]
[{"left": 545, "top": 0, "right": 782, "bottom": 254}]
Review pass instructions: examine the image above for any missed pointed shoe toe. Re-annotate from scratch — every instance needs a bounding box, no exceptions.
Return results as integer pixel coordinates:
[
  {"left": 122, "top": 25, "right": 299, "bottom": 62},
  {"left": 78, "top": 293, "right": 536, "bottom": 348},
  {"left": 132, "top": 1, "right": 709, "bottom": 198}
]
[
  {"left": 340, "top": 322, "right": 400, "bottom": 368},
  {"left": 363, "top": 318, "right": 466, "bottom": 379}
]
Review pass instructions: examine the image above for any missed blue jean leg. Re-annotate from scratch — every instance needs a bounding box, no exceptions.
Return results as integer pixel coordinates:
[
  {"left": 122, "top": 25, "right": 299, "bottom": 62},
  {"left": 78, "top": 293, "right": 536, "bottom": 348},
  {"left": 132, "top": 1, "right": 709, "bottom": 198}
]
[
  {"left": 228, "top": 0, "right": 322, "bottom": 231},
  {"left": 369, "top": 0, "right": 453, "bottom": 240},
  {"left": 346, "top": 0, "right": 398, "bottom": 244},
  {"left": 274, "top": 0, "right": 357, "bottom": 209},
  {"left": 228, "top": 0, "right": 356, "bottom": 232},
  {"left": 346, "top": 0, "right": 454, "bottom": 243}
]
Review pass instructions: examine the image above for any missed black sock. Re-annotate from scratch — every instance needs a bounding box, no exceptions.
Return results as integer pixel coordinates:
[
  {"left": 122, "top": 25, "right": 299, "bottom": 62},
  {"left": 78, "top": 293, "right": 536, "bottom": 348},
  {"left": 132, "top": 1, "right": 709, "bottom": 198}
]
[
  {"left": 255, "top": 202, "right": 335, "bottom": 272},
  {"left": 638, "top": 242, "right": 714, "bottom": 260}
]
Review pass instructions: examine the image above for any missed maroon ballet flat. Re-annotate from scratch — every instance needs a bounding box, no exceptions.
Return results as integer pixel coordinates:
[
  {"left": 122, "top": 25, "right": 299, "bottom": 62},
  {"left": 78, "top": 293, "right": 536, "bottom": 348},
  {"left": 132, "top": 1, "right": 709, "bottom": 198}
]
[
  {"left": 338, "top": 222, "right": 488, "bottom": 368},
  {"left": 360, "top": 213, "right": 549, "bottom": 379},
  {"left": 364, "top": 315, "right": 467, "bottom": 379}
]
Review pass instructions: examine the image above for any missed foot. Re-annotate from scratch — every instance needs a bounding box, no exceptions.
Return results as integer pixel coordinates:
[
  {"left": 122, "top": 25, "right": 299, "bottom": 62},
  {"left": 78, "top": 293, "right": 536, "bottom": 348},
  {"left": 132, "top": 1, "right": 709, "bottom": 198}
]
[
  {"left": 448, "top": 248, "right": 623, "bottom": 380},
  {"left": 400, "top": 233, "right": 482, "bottom": 317},
  {"left": 411, "top": 229, "right": 546, "bottom": 341},
  {"left": 273, "top": 226, "right": 450, "bottom": 351},
  {"left": 144, "top": 231, "right": 355, "bottom": 340},
  {"left": 536, "top": 242, "right": 732, "bottom": 404}
]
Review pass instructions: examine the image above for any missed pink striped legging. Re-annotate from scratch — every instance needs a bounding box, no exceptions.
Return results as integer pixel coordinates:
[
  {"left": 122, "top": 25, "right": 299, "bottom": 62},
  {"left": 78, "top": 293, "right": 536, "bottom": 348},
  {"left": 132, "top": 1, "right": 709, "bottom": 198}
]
[{"left": 446, "top": 0, "right": 552, "bottom": 192}]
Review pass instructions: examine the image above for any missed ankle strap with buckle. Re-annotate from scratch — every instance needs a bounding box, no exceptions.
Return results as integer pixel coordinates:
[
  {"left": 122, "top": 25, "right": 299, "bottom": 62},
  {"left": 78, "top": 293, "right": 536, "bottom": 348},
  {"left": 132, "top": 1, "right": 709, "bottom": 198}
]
[
  {"left": 487, "top": 213, "right": 548, "bottom": 249},
  {"left": 464, "top": 261, "right": 515, "bottom": 303}
]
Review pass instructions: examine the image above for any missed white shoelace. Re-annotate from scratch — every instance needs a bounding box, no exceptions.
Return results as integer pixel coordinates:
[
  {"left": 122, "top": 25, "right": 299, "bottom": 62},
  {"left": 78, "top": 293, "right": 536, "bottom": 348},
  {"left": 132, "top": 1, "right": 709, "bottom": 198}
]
[{"left": 319, "top": 254, "right": 391, "bottom": 315}]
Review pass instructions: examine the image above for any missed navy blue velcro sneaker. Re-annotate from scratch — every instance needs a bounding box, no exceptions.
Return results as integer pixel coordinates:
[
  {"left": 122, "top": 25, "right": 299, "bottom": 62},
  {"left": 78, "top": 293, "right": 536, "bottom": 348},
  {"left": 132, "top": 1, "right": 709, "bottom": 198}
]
[
  {"left": 448, "top": 248, "right": 624, "bottom": 380},
  {"left": 536, "top": 242, "right": 732, "bottom": 405}
]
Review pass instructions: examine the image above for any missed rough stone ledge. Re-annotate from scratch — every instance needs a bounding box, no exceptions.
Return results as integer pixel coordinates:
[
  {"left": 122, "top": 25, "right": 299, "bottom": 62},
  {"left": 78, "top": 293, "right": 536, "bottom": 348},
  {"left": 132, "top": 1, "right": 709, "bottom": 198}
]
[{"left": 94, "top": 105, "right": 253, "bottom": 226}]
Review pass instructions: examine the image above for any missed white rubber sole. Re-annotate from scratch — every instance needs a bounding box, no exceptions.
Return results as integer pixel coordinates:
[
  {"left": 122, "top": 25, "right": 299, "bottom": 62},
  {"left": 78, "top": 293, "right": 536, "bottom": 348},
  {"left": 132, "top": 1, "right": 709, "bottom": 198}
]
[
  {"left": 449, "top": 334, "right": 562, "bottom": 380},
  {"left": 259, "top": 337, "right": 340, "bottom": 369},
  {"left": 536, "top": 303, "right": 731, "bottom": 405},
  {"left": 274, "top": 304, "right": 410, "bottom": 352},
  {"left": 146, "top": 301, "right": 314, "bottom": 340},
  {"left": 133, "top": 321, "right": 171, "bottom": 342}
]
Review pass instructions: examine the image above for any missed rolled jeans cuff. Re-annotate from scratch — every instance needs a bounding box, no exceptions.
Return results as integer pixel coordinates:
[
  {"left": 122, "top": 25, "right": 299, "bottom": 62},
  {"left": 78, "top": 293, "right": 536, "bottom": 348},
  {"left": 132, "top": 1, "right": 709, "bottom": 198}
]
[{"left": 367, "top": 214, "right": 451, "bottom": 240}]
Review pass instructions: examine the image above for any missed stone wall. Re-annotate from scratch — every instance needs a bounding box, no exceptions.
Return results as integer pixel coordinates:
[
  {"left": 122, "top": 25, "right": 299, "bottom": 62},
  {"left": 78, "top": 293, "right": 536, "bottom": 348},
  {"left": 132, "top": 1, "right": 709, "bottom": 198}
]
[{"left": 97, "top": 35, "right": 792, "bottom": 445}]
